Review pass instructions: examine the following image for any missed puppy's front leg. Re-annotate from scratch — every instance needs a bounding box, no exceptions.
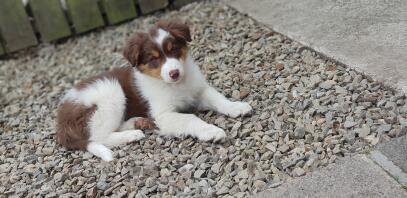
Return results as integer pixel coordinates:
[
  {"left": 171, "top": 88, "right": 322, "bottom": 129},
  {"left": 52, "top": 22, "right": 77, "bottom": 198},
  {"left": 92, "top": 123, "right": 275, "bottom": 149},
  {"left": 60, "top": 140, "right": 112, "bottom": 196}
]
[
  {"left": 199, "top": 86, "right": 252, "bottom": 118},
  {"left": 155, "top": 112, "right": 226, "bottom": 141}
]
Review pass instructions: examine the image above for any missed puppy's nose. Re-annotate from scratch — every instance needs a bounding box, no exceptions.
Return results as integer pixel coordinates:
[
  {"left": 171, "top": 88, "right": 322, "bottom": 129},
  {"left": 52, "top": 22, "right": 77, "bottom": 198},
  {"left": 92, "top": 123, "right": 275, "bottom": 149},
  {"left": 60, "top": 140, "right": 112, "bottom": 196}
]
[{"left": 169, "top": 69, "right": 180, "bottom": 80}]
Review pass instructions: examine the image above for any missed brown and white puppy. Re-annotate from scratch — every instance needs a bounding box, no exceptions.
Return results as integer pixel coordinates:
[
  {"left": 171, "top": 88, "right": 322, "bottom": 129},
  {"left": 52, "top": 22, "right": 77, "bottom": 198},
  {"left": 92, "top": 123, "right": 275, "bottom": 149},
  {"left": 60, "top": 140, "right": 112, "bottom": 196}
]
[{"left": 56, "top": 20, "right": 252, "bottom": 161}]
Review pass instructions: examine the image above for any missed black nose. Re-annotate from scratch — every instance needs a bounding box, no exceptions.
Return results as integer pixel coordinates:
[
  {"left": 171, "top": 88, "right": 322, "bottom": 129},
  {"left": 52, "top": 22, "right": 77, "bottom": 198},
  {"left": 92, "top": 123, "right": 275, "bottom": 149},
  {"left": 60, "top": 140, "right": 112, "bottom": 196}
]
[{"left": 169, "top": 69, "right": 180, "bottom": 80}]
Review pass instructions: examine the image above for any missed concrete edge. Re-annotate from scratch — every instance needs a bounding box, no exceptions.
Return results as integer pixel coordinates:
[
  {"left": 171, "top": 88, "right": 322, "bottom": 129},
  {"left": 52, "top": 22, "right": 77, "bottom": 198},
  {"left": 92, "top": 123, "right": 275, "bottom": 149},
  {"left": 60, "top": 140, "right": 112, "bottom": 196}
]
[{"left": 370, "top": 150, "right": 407, "bottom": 186}]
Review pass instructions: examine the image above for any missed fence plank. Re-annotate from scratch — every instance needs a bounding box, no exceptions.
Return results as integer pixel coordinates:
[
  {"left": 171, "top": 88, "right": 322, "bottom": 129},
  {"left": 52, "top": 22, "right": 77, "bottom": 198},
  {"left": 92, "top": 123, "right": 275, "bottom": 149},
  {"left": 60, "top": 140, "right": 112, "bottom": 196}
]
[
  {"left": 138, "top": 0, "right": 168, "bottom": 14},
  {"left": 30, "top": 0, "right": 71, "bottom": 42},
  {"left": 66, "top": 0, "right": 104, "bottom": 34},
  {"left": 0, "top": 0, "right": 37, "bottom": 52},
  {"left": 102, "top": 0, "right": 137, "bottom": 25},
  {"left": 0, "top": 44, "right": 4, "bottom": 55}
]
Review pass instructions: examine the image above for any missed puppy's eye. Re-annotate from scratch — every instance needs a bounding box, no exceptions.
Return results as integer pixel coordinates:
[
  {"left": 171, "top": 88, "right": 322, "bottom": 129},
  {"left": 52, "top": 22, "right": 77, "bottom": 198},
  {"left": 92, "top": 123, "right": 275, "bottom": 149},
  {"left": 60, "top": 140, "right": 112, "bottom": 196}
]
[
  {"left": 149, "top": 57, "right": 159, "bottom": 68},
  {"left": 171, "top": 44, "right": 180, "bottom": 51}
]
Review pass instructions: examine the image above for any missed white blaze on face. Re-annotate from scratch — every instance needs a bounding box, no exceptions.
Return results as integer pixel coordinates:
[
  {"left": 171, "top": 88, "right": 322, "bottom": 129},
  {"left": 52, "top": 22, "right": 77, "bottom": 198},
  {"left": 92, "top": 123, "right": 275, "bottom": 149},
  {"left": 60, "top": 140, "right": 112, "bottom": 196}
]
[
  {"left": 154, "top": 28, "right": 185, "bottom": 83},
  {"left": 155, "top": 29, "right": 169, "bottom": 47},
  {"left": 161, "top": 58, "right": 184, "bottom": 83}
]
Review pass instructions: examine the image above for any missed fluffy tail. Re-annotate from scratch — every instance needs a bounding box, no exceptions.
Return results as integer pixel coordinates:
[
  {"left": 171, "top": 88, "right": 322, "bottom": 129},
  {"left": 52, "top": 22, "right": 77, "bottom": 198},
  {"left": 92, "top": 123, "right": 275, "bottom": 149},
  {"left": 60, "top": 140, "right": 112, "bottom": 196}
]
[{"left": 87, "top": 142, "right": 113, "bottom": 161}]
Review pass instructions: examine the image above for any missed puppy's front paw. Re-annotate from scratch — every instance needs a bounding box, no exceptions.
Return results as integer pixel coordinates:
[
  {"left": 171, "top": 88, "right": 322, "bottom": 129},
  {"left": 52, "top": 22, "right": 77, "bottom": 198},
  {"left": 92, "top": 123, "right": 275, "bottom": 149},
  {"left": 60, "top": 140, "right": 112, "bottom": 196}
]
[
  {"left": 225, "top": 102, "right": 252, "bottom": 118},
  {"left": 196, "top": 125, "right": 226, "bottom": 142},
  {"left": 124, "top": 130, "right": 145, "bottom": 143}
]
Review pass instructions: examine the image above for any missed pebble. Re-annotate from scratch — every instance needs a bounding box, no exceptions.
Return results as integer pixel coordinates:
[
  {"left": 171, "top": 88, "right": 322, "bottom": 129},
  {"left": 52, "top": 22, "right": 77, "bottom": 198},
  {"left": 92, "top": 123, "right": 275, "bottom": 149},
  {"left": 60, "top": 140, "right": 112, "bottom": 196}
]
[
  {"left": 319, "top": 80, "right": 336, "bottom": 89},
  {"left": 344, "top": 121, "right": 358, "bottom": 128},
  {"left": 293, "top": 167, "right": 306, "bottom": 177},
  {"left": 293, "top": 126, "right": 306, "bottom": 139}
]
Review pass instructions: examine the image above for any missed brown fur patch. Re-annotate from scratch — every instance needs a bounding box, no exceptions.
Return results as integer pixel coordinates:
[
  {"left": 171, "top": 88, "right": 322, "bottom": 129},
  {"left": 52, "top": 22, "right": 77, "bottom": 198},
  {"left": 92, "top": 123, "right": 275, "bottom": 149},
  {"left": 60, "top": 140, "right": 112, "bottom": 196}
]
[
  {"left": 134, "top": 117, "right": 156, "bottom": 130},
  {"left": 56, "top": 101, "right": 96, "bottom": 150},
  {"left": 138, "top": 64, "right": 162, "bottom": 79},
  {"left": 72, "top": 67, "right": 149, "bottom": 120},
  {"left": 156, "top": 20, "right": 192, "bottom": 42}
]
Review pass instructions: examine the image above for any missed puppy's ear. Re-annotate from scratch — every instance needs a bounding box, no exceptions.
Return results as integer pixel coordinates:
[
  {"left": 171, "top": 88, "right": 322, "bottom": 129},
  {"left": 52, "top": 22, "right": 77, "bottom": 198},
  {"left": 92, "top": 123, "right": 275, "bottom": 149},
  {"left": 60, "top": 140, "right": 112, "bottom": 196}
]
[
  {"left": 156, "top": 19, "right": 192, "bottom": 42},
  {"left": 123, "top": 32, "right": 148, "bottom": 66}
]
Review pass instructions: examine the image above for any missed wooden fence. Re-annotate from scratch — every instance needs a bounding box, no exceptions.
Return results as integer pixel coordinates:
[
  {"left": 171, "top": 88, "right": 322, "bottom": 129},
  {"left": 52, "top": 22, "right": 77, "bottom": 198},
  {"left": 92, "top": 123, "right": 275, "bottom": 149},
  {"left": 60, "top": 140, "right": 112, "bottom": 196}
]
[{"left": 0, "top": 0, "right": 197, "bottom": 56}]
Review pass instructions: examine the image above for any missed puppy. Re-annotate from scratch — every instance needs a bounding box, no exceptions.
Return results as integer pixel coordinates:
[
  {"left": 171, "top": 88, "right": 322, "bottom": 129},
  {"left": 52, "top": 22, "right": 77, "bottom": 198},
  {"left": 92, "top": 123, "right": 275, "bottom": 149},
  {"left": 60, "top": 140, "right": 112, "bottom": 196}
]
[{"left": 56, "top": 20, "right": 252, "bottom": 161}]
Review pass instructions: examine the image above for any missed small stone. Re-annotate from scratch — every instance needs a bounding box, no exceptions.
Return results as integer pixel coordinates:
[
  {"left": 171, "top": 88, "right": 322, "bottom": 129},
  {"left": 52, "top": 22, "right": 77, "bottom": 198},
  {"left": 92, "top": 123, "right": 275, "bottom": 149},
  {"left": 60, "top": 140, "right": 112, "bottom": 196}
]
[
  {"left": 265, "top": 143, "right": 276, "bottom": 152},
  {"left": 160, "top": 168, "right": 171, "bottom": 177},
  {"left": 145, "top": 177, "right": 156, "bottom": 188},
  {"left": 240, "top": 88, "right": 250, "bottom": 99},
  {"left": 275, "top": 63, "right": 284, "bottom": 71},
  {"left": 53, "top": 172, "right": 66, "bottom": 182},
  {"left": 294, "top": 126, "right": 306, "bottom": 139},
  {"left": 319, "top": 80, "right": 336, "bottom": 89},
  {"left": 23, "top": 164, "right": 37, "bottom": 174},
  {"left": 41, "top": 147, "right": 53, "bottom": 155},
  {"left": 232, "top": 90, "right": 240, "bottom": 100},
  {"left": 237, "top": 169, "right": 249, "bottom": 179},
  {"left": 253, "top": 180, "right": 266, "bottom": 189},
  {"left": 344, "top": 121, "right": 357, "bottom": 128},
  {"left": 378, "top": 124, "right": 392, "bottom": 133},
  {"left": 293, "top": 167, "right": 306, "bottom": 177},
  {"left": 332, "top": 145, "right": 341, "bottom": 154},
  {"left": 86, "top": 186, "right": 97, "bottom": 198},
  {"left": 194, "top": 169, "right": 205, "bottom": 178},
  {"left": 343, "top": 130, "right": 355, "bottom": 144},
  {"left": 178, "top": 164, "right": 194, "bottom": 173},
  {"left": 0, "top": 163, "right": 10, "bottom": 173},
  {"left": 278, "top": 145, "right": 290, "bottom": 153},
  {"left": 97, "top": 181, "right": 109, "bottom": 191},
  {"left": 211, "top": 162, "right": 222, "bottom": 174},
  {"left": 357, "top": 125, "right": 371, "bottom": 138}
]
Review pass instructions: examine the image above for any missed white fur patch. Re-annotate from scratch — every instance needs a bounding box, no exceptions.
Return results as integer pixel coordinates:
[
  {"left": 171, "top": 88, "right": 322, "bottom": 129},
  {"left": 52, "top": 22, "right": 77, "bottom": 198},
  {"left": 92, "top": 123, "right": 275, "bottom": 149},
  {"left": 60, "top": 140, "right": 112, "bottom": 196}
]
[
  {"left": 154, "top": 29, "right": 169, "bottom": 46},
  {"left": 87, "top": 142, "right": 113, "bottom": 161}
]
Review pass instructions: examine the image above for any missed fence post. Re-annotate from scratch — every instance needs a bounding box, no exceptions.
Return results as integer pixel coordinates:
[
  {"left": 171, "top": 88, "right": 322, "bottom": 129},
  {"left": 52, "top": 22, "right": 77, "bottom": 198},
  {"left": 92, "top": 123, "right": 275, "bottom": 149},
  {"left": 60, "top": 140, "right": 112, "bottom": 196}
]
[
  {"left": 30, "top": 0, "right": 72, "bottom": 42},
  {"left": 66, "top": 0, "right": 104, "bottom": 34},
  {"left": 0, "top": 0, "right": 38, "bottom": 52},
  {"left": 102, "top": 0, "right": 138, "bottom": 25}
]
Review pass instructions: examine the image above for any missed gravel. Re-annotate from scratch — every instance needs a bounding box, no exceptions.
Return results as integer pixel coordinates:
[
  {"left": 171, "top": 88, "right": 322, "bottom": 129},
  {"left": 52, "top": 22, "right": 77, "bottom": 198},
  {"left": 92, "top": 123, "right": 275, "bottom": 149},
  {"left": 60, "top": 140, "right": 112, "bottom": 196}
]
[{"left": 1, "top": 1, "right": 407, "bottom": 197}]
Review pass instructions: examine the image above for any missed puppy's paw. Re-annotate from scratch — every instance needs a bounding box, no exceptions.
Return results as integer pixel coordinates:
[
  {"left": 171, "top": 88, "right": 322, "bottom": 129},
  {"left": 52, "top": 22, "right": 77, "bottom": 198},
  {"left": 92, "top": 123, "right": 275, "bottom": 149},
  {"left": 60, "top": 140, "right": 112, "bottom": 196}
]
[
  {"left": 196, "top": 125, "right": 226, "bottom": 142},
  {"left": 123, "top": 130, "right": 145, "bottom": 143},
  {"left": 224, "top": 102, "right": 252, "bottom": 118},
  {"left": 134, "top": 117, "right": 157, "bottom": 130},
  {"left": 101, "top": 150, "right": 114, "bottom": 162}
]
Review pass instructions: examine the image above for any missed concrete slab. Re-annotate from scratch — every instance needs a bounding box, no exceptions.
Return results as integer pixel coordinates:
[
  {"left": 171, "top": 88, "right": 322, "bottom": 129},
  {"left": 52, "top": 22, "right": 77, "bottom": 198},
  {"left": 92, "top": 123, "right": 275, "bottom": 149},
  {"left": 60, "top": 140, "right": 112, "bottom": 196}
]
[
  {"left": 255, "top": 155, "right": 407, "bottom": 198},
  {"left": 225, "top": 0, "right": 407, "bottom": 94},
  {"left": 370, "top": 150, "right": 407, "bottom": 186},
  {"left": 377, "top": 135, "right": 407, "bottom": 173}
]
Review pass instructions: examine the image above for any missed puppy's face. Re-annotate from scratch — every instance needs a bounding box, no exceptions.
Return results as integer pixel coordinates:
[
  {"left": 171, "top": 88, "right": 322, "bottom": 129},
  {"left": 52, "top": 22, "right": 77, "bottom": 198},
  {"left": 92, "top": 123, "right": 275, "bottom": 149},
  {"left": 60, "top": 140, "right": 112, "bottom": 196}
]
[{"left": 123, "top": 20, "right": 191, "bottom": 83}]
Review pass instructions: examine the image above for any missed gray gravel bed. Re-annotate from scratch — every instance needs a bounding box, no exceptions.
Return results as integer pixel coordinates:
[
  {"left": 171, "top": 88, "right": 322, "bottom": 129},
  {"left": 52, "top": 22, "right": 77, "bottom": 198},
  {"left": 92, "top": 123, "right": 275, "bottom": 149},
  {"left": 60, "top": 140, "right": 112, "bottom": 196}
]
[{"left": 1, "top": 2, "right": 407, "bottom": 197}]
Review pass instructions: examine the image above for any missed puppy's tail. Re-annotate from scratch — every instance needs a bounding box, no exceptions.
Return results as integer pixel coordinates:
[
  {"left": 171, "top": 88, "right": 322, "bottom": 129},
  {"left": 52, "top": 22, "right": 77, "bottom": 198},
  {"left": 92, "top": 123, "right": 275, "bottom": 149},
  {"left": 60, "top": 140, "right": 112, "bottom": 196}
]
[{"left": 87, "top": 142, "right": 113, "bottom": 161}]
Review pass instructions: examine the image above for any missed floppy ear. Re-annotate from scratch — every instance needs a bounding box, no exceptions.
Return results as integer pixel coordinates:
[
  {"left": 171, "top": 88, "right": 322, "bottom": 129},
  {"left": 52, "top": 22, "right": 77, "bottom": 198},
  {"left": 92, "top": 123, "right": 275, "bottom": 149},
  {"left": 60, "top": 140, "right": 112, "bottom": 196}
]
[
  {"left": 156, "top": 19, "right": 192, "bottom": 42},
  {"left": 123, "top": 32, "right": 148, "bottom": 66}
]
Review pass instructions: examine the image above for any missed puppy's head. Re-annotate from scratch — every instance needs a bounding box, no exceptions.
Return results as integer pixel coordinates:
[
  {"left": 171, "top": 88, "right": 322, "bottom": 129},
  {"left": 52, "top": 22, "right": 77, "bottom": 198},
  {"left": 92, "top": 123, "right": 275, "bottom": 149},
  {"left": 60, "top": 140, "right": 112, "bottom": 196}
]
[{"left": 123, "top": 20, "right": 191, "bottom": 83}]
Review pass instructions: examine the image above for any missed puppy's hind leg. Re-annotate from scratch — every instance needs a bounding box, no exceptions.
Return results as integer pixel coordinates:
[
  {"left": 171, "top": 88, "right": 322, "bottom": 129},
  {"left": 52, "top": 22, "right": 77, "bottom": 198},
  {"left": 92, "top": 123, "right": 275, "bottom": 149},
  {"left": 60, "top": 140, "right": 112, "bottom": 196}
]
[{"left": 83, "top": 79, "right": 145, "bottom": 161}]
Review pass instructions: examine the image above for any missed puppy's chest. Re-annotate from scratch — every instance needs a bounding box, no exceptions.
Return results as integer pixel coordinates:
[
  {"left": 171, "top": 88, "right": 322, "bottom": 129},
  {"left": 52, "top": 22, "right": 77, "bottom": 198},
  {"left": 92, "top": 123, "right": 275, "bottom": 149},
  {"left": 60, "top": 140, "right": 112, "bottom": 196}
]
[{"left": 167, "top": 85, "right": 200, "bottom": 108}]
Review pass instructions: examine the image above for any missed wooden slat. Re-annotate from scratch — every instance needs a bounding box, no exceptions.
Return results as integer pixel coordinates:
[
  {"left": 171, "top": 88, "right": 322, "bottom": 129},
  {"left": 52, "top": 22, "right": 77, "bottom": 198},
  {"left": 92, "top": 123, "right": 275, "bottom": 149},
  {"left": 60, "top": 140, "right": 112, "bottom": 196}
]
[
  {"left": 66, "top": 0, "right": 104, "bottom": 34},
  {"left": 30, "top": 0, "right": 71, "bottom": 42},
  {"left": 0, "top": 44, "right": 4, "bottom": 55},
  {"left": 138, "top": 0, "right": 168, "bottom": 14},
  {"left": 0, "top": 0, "right": 37, "bottom": 52},
  {"left": 102, "top": 0, "right": 137, "bottom": 25}
]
